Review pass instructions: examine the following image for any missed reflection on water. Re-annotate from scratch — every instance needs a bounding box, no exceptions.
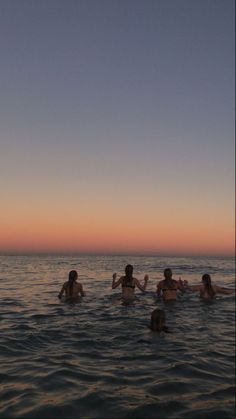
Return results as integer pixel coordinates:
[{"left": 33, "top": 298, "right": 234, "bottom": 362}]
[{"left": 0, "top": 255, "right": 235, "bottom": 418}]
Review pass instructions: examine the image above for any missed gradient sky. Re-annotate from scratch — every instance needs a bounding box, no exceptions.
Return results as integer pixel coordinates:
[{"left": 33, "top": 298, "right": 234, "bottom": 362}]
[{"left": 0, "top": 0, "right": 235, "bottom": 256}]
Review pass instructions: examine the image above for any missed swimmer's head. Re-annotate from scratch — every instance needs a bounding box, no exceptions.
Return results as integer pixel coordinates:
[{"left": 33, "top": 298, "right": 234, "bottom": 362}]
[
  {"left": 202, "top": 273, "right": 215, "bottom": 297},
  {"left": 150, "top": 309, "right": 166, "bottom": 332},
  {"left": 202, "top": 273, "right": 211, "bottom": 285},
  {"left": 125, "top": 264, "right": 133, "bottom": 280},
  {"left": 164, "top": 268, "right": 172, "bottom": 280},
  {"left": 68, "top": 270, "right": 78, "bottom": 282}
]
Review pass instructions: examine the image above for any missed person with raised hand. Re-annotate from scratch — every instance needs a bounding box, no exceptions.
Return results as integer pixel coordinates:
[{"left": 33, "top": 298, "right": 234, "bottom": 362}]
[
  {"left": 156, "top": 268, "right": 185, "bottom": 301},
  {"left": 112, "top": 264, "right": 149, "bottom": 301}
]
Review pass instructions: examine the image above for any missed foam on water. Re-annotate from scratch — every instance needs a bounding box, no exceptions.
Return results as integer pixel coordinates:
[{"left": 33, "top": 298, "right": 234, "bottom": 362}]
[{"left": 0, "top": 255, "right": 235, "bottom": 418}]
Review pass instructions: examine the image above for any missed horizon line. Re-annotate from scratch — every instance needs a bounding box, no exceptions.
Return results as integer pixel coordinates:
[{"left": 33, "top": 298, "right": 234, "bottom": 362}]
[{"left": 0, "top": 251, "right": 234, "bottom": 259}]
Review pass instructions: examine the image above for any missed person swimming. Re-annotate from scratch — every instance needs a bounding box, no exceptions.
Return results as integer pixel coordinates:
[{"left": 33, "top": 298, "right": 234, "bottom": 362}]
[
  {"left": 58, "top": 270, "right": 85, "bottom": 300},
  {"left": 186, "top": 273, "right": 235, "bottom": 301},
  {"left": 149, "top": 309, "right": 170, "bottom": 333},
  {"left": 156, "top": 268, "right": 185, "bottom": 301},
  {"left": 112, "top": 264, "right": 149, "bottom": 300}
]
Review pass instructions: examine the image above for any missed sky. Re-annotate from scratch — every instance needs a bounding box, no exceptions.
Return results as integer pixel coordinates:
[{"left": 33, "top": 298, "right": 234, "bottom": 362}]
[{"left": 0, "top": 0, "right": 235, "bottom": 256}]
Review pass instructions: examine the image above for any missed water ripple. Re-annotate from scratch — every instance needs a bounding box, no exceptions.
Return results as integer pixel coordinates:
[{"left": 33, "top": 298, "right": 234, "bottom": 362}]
[{"left": 0, "top": 255, "right": 235, "bottom": 418}]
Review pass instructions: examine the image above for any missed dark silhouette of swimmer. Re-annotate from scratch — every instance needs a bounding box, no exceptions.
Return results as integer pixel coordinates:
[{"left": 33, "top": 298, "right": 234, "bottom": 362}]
[
  {"left": 58, "top": 270, "right": 85, "bottom": 300},
  {"left": 156, "top": 268, "right": 184, "bottom": 301},
  {"left": 149, "top": 309, "right": 170, "bottom": 333},
  {"left": 112, "top": 264, "right": 149, "bottom": 300},
  {"left": 186, "top": 273, "right": 235, "bottom": 300}
]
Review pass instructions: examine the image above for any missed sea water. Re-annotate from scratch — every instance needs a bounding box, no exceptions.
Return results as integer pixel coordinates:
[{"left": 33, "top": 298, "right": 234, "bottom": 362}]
[{"left": 0, "top": 255, "right": 235, "bottom": 419}]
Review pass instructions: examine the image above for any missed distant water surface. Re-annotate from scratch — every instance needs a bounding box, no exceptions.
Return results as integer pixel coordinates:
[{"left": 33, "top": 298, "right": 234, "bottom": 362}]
[{"left": 0, "top": 255, "right": 235, "bottom": 418}]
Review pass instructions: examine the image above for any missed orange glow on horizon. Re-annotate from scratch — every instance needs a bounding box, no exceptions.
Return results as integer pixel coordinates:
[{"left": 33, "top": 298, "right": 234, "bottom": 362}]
[{"left": 0, "top": 209, "right": 234, "bottom": 256}]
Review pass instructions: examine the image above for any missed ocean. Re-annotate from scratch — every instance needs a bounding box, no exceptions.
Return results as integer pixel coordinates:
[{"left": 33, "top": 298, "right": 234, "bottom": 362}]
[{"left": 0, "top": 255, "right": 235, "bottom": 419}]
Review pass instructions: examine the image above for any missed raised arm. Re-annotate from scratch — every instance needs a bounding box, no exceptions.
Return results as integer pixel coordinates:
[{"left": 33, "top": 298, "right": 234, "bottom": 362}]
[
  {"left": 79, "top": 284, "right": 85, "bottom": 297},
  {"left": 112, "top": 273, "right": 123, "bottom": 289},
  {"left": 177, "top": 279, "right": 190, "bottom": 293},
  {"left": 176, "top": 279, "right": 185, "bottom": 293},
  {"left": 135, "top": 275, "right": 148, "bottom": 293}
]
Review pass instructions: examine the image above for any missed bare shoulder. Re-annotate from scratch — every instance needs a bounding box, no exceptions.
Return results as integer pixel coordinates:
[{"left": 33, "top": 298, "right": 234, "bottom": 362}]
[{"left": 158, "top": 280, "right": 164, "bottom": 286}]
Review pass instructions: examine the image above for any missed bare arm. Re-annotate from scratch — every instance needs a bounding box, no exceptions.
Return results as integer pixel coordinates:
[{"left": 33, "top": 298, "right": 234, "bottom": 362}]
[
  {"left": 215, "top": 285, "right": 235, "bottom": 295},
  {"left": 135, "top": 275, "right": 148, "bottom": 293},
  {"left": 156, "top": 281, "right": 163, "bottom": 297},
  {"left": 58, "top": 283, "right": 66, "bottom": 299},
  {"left": 186, "top": 284, "right": 202, "bottom": 292},
  {"left": 176, "top": 280, "right": 185, "bottom": 293},
  {"left": 112, "top": 273, "right": 123, "bottom": 289},
  {"left": 143, "top": 274, "right": 149, "bottom": 290},
  {"left": 79, "top": 284, "right": 85, "bottom": 297}
]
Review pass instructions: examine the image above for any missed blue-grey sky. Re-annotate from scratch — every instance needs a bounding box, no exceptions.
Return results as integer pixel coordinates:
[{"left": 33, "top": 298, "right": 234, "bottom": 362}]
[{"left": 0, "top": 0, "right": 235, "bottom": 255}]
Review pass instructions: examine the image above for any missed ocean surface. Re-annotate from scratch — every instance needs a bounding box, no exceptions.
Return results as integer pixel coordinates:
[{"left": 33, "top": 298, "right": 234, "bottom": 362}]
[{"left": 0, "top": 255, "right": 235, "bottom": 419}]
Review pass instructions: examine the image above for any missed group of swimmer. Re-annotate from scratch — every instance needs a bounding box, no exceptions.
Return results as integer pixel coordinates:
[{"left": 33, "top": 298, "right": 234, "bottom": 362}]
[{"left": 58, "top": 264, "right": 235, "bottom": 333}]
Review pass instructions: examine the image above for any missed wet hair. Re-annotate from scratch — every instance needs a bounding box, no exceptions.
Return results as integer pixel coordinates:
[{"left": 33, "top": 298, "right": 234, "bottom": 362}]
[
  {"left": 124, "top": 264, "right": 133, "bottom": 285},
  {"left": 202, "top": 274, "right": 216, "bottom": 298},
  {"left": 150, "top": 309, "right": 166, "bottom": 332},
  {"left": 164, "top": 268, "right": 172, "bottom": 279},
  {"left": 68, "top": 270, "right": 78, "bottom": 297}
]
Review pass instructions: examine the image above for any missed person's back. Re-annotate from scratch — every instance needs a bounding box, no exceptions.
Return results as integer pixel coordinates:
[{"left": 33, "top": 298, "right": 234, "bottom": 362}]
[
  {"left": 63, "top": 281, "right": 83, "bottom": 299},
  {"left": 112, "top": 264, "right": 148, "bottom": 300},
  {"left": 200, "top": 274, "right": 216, "bottom": 300},
  {"left": 186, "top": 273, "right": 234, "bottom": 300},
  {"left": 121, "top": 274, "right": 136, "bottom": 300},
  {"left": 161, "top": 278, "right": 178, "bottom": 301},
  {"left": 58, "top": 270, "right": 85, "bottom": 300},
  {"left": 157, "top": 269, "right": 183, "bottom": 301}
]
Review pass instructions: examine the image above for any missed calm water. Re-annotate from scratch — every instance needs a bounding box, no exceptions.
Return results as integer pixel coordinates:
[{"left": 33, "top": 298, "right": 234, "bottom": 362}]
[{"left": 0, "top": 255, "right": 235, "bottom": 419}]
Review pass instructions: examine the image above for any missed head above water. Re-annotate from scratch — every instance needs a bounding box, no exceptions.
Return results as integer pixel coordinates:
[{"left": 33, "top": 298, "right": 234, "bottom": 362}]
[
  {"left": 150, "top": 309, "right": 166, "bottom": 332},
  {"left": 202, "top": 273, "right": 216, "bottom": 298},
  {"left": 68, "top": 270, "right": 78, "bottom": 282},
  {"left": 164, "top": 268, "right": 172, "bottom": 280},
  {"left": 125, "top": 264, "right": 133, "bottom": 280},
  {"left": 202, "top": 273, "right": 211, "bottom": 285}
]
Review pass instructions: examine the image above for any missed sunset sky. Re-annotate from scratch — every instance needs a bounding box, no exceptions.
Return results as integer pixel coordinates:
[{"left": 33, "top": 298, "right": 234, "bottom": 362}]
[{"left": 0, "top": 0, "right": 235, "bottom": 256}]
